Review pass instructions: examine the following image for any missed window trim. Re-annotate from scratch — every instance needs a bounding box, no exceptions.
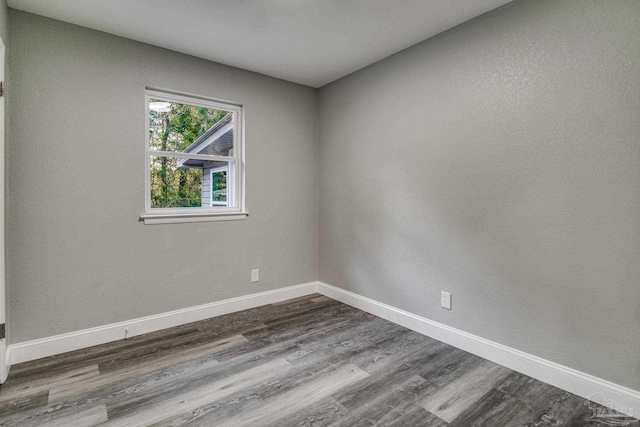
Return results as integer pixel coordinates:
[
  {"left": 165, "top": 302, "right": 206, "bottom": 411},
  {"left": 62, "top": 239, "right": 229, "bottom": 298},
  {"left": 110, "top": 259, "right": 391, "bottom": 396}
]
[{"left": 141, "top": 88, "right": 247, "bottom": 224}]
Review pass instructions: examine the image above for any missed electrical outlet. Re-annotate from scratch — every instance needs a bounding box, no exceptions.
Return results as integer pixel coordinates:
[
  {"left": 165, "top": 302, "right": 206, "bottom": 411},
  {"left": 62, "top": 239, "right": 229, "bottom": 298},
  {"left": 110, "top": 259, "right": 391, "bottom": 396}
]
[
  {"left": 251, "top": 269, "right": 259, "bottom": 283},
  {"left": 441, "top": 291, "right": 452, "bottom": 310}
]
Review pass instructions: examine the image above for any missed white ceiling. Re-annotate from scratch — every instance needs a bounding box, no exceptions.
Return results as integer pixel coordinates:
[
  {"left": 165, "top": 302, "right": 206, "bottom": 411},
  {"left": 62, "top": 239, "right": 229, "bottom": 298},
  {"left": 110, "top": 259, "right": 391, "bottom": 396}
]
[{"left": 7, "top": 0, "right": 513, "bottom": 88}]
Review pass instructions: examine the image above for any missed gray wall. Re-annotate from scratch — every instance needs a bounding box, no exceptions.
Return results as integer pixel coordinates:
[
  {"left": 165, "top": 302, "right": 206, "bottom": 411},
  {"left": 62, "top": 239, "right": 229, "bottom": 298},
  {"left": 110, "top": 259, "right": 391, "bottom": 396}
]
[
  {"left": 1, "top": 0, "right": 6, "bottom": 347},
  {"left": 318, "top": 0, "right": 640, "bottom": 389},
  {"left": 0, "top": 0, "right": 7, "bottom": 44},
  {"left": 7, "top": 10, "right": 318, "bottom": 342}
]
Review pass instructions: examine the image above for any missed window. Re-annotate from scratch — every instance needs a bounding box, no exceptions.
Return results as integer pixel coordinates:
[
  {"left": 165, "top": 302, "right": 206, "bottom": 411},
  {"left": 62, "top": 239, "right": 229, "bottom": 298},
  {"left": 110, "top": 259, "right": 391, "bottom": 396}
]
[
  {"left": 141, "top": 89, "right": 246, "bottom": 224},
  {"left": 210, "top": 167, "right": 228, "bottom": 206}
]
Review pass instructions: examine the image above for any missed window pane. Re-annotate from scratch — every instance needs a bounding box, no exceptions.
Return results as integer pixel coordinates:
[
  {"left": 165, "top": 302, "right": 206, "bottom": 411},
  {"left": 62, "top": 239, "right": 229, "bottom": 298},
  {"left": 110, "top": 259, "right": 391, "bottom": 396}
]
[
  {"left": 149, "top": 156, "right": 203, "bottom": 208},
  {"left": 149, "top": 100, "right": 234, "bottom": 156},
  {"left": 150, "top": 157, "right": 235, "bottom": 209}
]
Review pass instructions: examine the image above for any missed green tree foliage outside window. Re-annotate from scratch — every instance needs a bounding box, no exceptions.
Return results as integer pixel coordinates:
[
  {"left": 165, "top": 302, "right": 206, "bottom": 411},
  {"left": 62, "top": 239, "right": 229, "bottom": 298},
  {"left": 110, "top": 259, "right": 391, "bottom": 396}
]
[
  {"left": 149, "top": 102, "right": 227, "bottom": 208},
  {"left": 212, "top": 170, "right": 227, "bottom": 203}
]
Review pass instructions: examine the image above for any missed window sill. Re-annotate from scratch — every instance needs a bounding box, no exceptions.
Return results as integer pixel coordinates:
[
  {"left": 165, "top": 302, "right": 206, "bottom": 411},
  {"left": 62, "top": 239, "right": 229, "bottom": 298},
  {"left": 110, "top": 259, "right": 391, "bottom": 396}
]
[{"left": 140, "top": 211, "right": 249, "bottom": 225}]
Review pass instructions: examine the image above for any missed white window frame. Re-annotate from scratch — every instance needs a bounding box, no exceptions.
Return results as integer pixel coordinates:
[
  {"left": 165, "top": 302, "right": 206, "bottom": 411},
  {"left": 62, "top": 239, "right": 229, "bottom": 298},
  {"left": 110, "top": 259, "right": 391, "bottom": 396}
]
[
  {"left": 210, "top": 165, "right": 230, "bottom": 207},
  {"left": 140, "top": 88, "right": 247, "bottom": 224}
]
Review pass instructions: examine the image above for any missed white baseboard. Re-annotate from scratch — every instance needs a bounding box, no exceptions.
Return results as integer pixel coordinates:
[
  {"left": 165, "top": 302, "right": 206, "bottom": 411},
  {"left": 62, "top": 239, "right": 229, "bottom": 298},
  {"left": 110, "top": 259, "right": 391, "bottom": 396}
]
[
  {"left": 6, "top": 279, "right": 639, "bottom": 414},
  {"left": 316, "top": 282, "right": 640, "bottom": 413},
  {"left": 6, "top": 281, "right": 320, "bottom": 368}
]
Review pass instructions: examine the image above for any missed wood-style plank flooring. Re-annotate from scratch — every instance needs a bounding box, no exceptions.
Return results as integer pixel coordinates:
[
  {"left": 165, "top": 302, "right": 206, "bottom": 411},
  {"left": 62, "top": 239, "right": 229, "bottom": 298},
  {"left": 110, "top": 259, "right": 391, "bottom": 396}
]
[{"left": 0, "top": 294, "right": 636, "bottom": 426}]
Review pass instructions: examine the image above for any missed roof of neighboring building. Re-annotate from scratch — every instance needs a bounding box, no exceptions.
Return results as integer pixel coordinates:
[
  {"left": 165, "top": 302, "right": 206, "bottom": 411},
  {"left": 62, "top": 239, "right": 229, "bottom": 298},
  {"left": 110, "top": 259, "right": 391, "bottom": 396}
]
[{"left": 179, "top": 113, "right": 234, "bottom": 168}]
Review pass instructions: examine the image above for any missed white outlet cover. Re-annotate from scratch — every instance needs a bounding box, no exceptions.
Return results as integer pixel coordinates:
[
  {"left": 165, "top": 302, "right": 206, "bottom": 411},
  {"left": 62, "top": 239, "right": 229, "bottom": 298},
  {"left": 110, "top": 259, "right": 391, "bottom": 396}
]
[
  {"left": 251, "top": 269, "right": 259, "bottom": 283},
  {"left": 441, "top": 291, "right": 452, "bottom": 310}
]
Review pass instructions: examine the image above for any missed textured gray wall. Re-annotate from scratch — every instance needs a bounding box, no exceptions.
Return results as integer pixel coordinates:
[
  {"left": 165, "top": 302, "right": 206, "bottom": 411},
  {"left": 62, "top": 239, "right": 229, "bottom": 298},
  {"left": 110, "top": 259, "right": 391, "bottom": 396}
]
[
  {"left": 0, "top": 0, "right": 7, "bottom": 347},
  {"left": 0, "top": 0, "right": 7, "bottom": 43},
  {"left": 7, "top": 11, "right": 318, "bottom": 342},
  {"left": 318, "top": 0, "right": 640, "bottom": 389}
]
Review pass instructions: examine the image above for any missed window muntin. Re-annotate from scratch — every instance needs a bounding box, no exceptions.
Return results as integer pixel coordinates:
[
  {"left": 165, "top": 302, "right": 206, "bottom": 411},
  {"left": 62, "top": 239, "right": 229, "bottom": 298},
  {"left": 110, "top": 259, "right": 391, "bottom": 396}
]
[{"left": 145, "top": 90, "right": 243, "bottom": 215}]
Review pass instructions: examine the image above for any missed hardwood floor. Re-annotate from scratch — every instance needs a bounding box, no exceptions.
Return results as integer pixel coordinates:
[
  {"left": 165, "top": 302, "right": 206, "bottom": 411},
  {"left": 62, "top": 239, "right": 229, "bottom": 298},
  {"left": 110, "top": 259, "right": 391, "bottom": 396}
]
[{"left": 0, "top": 294, "right": 636, "bottom": 426}]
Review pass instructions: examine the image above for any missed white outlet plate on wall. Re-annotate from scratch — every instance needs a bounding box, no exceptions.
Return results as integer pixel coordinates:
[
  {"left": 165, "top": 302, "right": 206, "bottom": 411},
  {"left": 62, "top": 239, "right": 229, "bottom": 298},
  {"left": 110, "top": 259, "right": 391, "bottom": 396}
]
[
  {"left": 251, "top": 269, "right": 259, "bottom": 283},
  {"left": 441, "top": 291, "right": 452, "bottom": 310}
]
